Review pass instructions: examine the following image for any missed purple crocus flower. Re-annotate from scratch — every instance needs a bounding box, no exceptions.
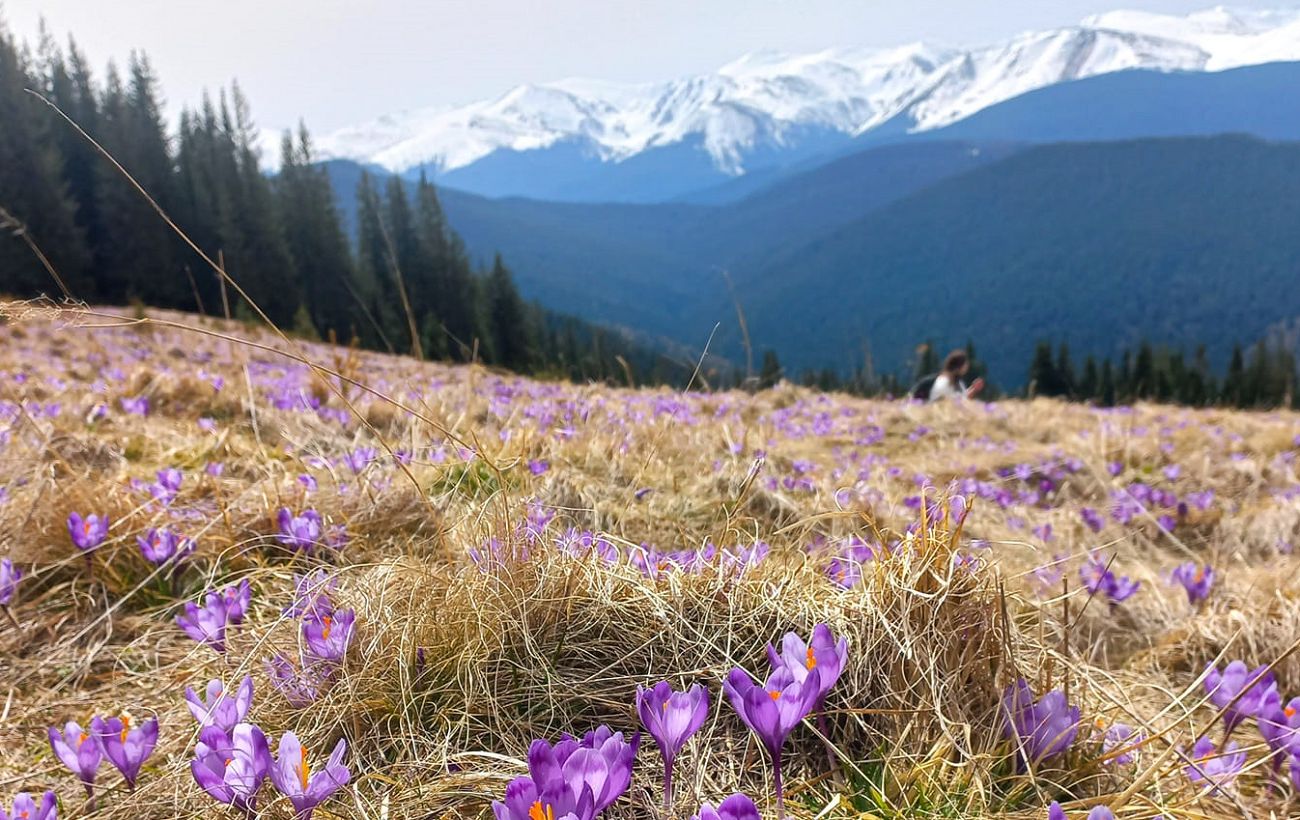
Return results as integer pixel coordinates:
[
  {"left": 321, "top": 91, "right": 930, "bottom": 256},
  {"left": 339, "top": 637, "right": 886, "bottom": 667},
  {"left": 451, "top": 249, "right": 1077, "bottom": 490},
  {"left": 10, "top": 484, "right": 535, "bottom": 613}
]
[
  {"left": 492, "top": 770, "right": 594, "bottom": 820},
  {"left": 1002, "top": 679, "right": 1079, "bottom": 766},
  {"left": 766, "top": 624, "right": 848, "bottom": 709},
  {"left": 49, "top": 721, "right": 102, "bottom": 795},
  {"left": 67, "top": 512, "right": 109, "bottom": 551},
  {"left": 1079, "top": 507, "right": 1104, "bottom": 533},
  {"left": 525, "top": 726, "right": 639, "bottom": 815},
  {"left": 0, "top": 792, "right": 57, "bottom": 820},
  {"left": 0, "top": 557, "right": 21, "bottom": 606},
  {"left": 528, "top": 459, "right": 549, "bottom": 475},
  {"left": 342, "top": 447, "right": 376, "bottom": 475},
  {"left": 283, "top": 570, "right": 335, "bottom": 619},
  {"left": 1048, "top": 804, "right": 1115, "bottom": 820},
  {"left": 185, "top": 676, "right": 254, "bottom": 733},
  {"left": 91, "top": 714, "right": 159, "bottom": 790},
  {"left": 268, "top": 733, "right": 350, "bottom": 819},
  {"left": 1097, "top": 721, "right": 1141, "bottom": 766},
  {"left": 264, "top": 654, "right": 322, "bottom": 707},
  {"left": 303, "top": 607, "right": 355, "bottom": 664},
  {"left": 1204, "top": 661, "right": 1277, "bottom": 737},
  {"left": 1184, "top": 735, "right": 1246, "bottom": 795},
  {"left": 1171, "top": 563, "right": 1214, "bottom": 605},
  {"left": 1257, "top": 690, "right": 1300, "bottom": 761},
  {"left": 176, "top": 594, "right": 230, "bottom": 653},
  {"left": 637, "top": 682, "right": 709, "bottom": 808},
  {"left": 191, "top": 723, "right": 271, "bottom": 814},
  {"left": 723, "top": 666, "right": 822, "bottom": 818},
  {"left": 277, "top": 508, "right": 324, "bottom": 552},
  {"left": 691, "top": 794, "right": 762, "bottom": 820},
  {"left": 151, "top": 468, "right": 183, "bottom": 503},
  {"left": 1079, "top": 557, "right": 1139, "bottom": 605},
  {"left": 120, "top": 395, "right": 149, "bottom": 416},
  {"left": 220, "top": 579, "right": 252, "bottom": 624},
  {"left": 136, "top": 528, "right": 190, "bottom": 565}
]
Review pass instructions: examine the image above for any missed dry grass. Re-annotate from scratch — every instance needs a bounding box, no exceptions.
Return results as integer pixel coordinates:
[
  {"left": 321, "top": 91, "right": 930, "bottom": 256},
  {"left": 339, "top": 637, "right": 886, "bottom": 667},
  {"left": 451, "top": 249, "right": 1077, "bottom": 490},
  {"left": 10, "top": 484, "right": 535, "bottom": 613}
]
[{"left": 1, "top": 303, "right": 1300, "bottom": 818}]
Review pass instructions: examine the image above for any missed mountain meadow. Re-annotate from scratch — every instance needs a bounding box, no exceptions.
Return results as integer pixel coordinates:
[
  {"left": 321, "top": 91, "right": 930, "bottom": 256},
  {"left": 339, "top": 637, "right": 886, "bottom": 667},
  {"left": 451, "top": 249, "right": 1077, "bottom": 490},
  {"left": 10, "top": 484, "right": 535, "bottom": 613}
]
[{"left": 5, "top": 6, "right": 1300, "bottom": 820}]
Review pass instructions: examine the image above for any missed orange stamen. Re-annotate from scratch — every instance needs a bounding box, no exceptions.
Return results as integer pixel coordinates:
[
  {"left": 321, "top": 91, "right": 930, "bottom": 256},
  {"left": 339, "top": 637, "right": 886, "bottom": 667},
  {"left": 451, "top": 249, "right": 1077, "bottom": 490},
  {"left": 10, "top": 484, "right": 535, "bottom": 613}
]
[
  {"left": 529, "top": 801, "right": 554, "bottom": 820},
  {"left": 120, "top": 715, "right": 130, "bottom": 744},
  {"left": 1286, "top": 705, "right": 1297, "bottom": 719},
  {"left": 769, "top": 690, "right": 781, "bottom": 701},
  {"left": 805, "top": 647, "right": 817, "bottom": 670},
  {"left": 298, "top": 746, "right": 310, "bottom": 791},
  {"left": 322, "top": 616, "right": 332, "bottom": 640}
]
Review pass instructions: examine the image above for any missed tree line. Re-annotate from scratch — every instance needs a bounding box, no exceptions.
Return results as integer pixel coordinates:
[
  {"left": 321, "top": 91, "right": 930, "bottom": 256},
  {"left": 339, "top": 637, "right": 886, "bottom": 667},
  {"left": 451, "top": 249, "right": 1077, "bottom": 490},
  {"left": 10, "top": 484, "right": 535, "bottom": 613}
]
[
  {"left": 1024, "top": 339, "right": 1297, "bottom": 409},
  {"left": 775, "top": 337, "right": 1297, "bottom": 410},
  {"left": 0, "top": 22, "right": 691, "bottom": 385}
]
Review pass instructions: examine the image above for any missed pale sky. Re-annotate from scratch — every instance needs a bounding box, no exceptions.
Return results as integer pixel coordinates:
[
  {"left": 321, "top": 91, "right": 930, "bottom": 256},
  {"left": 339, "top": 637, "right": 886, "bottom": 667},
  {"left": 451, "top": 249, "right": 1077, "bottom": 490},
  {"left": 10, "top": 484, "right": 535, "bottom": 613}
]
[{"left": 5, "top": 0, "right": 1296, "bottom": 136}]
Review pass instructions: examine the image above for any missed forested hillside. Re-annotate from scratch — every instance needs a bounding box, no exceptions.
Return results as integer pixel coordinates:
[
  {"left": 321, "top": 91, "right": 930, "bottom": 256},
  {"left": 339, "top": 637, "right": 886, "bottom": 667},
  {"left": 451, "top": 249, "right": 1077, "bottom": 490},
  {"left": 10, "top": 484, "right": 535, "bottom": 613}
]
[{"left": 0, "top": 24, "right": 690, "bottom": 385}]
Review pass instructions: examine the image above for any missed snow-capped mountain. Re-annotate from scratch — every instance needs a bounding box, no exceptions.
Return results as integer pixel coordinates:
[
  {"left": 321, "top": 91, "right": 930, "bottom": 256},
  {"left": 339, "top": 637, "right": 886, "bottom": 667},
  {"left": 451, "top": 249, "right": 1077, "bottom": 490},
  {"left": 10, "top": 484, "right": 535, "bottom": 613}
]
[{"left": 313, "top": 7, "right": 1300, "bottom": 196}]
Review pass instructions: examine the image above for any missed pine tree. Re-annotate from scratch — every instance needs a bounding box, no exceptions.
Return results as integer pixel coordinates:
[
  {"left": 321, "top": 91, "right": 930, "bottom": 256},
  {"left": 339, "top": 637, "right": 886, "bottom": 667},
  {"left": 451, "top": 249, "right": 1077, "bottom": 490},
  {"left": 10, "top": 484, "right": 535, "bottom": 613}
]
[
  {"left": 1027, "top": 341, "right": 1057, "bottom": 397},
  {"left": 485, "top": 253, "right": 532, "bottom": 370},
  {"left": 1055, "top": 343, "right": 1076, "bottom": 397},
  {"left": 1099, "top": 360, "right": 1116, "bottom": 407},
  {"left": 92, "top": 55, "right": 183, "bottom": 305},
  {"left": 1132, "top": 342, "right": 1155, "bottom": 400},
  {"left": 413, "top": 173, "right": 477, "bottom": 360},
  {"left": 0, "top": 22, "right": 89, "bottom": 296},
  {"left": 759, "top": 350, "right": 782, "bottom": 389},
  {"left": 352, "top": 172, "right": 402, "bottom": 351},
  {"left": 276, "top": 125, "right": 358, "bottom": 342},
  {"left": 1079, "top": 356, "right": 1099, "bottom": 400}
]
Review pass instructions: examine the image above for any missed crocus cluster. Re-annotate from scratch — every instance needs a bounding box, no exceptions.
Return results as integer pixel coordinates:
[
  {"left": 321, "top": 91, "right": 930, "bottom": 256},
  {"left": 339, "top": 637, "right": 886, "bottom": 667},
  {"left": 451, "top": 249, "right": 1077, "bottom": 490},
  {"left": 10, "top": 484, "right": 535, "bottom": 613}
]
[
  {"left": 147, "top": 467, "right": 183, "bottom": 505},
  {"left": 277, "top": 508, "right": 338, "bottom": 553},
  {"left": 691, "top": 794, "right": 761, "bottom": 820},
  {"left": 1002, "top": 679, "right": 1080, "bottom": 767},
  {"left": 723, "top": 625, "right": 847, "bottom": 818},
  {"left": 1204, "top": 660, "right": 1276, "bottom": 738},
  {"left": 265, "top": 577, "right": 354, "bottom": 706},
  {"left": 1079, "top": 555, "right": 1139, "bottom": 605},
  {"left": 176, "top": 581, "right": 251, "bottom": 653},
  {"left": 1184, "top": 735, "right": 1247, "bottom": 796},
  {"left": 185, "top": 678, "right": 350, "bottom": 818},
  {"left": 49, "top": 714, "right": 159, "bottom": 796},
  {"left": 0, "top": 792, "right": 57, "bottom": 820},
  {"left": 1048, "top": 802, "right": 1115, "bottom": 820},
  {"left": 492, "top": 727, "right": 639, "bottom": 820}
]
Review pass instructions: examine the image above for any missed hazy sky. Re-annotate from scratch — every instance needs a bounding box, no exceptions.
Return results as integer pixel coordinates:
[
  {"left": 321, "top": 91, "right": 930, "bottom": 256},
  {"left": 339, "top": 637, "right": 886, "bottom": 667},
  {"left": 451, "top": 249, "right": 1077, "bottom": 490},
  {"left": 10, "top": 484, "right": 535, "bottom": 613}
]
[{"left": 6, "top": 0, "right": 1297, "bottom": 134}]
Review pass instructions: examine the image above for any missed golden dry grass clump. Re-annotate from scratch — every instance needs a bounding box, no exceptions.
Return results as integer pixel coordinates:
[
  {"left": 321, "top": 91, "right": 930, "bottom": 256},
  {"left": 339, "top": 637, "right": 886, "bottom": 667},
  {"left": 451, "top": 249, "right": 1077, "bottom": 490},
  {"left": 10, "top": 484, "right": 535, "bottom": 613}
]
[{"left": 2, "top": 303, "right": 1300, "bottom": 818}]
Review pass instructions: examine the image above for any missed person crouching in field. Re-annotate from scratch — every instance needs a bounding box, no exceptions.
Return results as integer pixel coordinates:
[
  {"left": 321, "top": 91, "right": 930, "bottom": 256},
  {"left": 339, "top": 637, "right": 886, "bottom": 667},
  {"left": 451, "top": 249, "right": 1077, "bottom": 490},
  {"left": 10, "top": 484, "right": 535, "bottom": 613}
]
[{"left": 929, "top": 350, "right": 985, "bottom": 401}]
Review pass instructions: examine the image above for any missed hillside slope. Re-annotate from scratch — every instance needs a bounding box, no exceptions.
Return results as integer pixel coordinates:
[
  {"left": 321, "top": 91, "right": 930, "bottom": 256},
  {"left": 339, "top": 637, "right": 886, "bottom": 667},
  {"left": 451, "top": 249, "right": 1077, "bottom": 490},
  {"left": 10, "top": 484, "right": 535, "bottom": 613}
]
[
  {"left": 323, "top": 140, "right": 1017, "bottom": 341},
  {"left": 732, "top": 135, "right": 1300, "bottom": 378}
]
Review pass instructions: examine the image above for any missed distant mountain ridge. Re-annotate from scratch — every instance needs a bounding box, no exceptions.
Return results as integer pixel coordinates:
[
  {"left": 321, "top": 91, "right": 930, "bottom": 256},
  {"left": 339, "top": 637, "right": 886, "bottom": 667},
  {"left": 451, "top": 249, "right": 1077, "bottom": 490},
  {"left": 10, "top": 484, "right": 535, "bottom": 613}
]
[{"left": 306, "top": 6, "right": 1300, "bottom": 201}]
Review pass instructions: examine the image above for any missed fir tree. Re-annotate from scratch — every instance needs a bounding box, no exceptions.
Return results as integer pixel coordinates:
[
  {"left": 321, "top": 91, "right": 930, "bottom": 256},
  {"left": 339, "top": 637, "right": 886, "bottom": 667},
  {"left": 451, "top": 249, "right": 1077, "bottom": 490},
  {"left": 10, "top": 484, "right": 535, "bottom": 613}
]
[
  {"left": 485, "top": 253, "right": 532, "bottom": 370},
  {"left": 759, "top": 350, "right": 783, "bottom": 389},
  {"left": 0, "top": 22, "right": 89, "bottom": 295}
]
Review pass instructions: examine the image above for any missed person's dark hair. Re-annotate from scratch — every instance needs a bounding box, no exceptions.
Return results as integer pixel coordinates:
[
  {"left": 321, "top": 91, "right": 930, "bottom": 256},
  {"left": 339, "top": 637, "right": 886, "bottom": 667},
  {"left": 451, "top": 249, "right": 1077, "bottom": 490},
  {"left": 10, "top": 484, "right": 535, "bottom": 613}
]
[{"left": 943, "top": 350, "right": 968, "bottom": 374}]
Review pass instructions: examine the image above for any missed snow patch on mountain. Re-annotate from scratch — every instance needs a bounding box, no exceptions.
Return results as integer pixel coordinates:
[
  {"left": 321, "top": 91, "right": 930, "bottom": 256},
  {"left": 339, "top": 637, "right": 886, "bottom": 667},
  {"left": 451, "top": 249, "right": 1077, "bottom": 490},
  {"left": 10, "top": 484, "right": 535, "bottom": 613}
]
[{"left": 312, "top": 6, "right": 1300, "bottom": 177}]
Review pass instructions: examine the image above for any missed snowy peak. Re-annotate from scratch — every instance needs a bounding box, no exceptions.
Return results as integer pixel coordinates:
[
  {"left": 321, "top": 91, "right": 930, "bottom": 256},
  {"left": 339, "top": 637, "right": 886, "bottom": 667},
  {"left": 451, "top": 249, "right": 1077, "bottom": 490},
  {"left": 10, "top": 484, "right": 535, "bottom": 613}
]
[{"left": 314, "top": 7, "right": 1300, "bottom": 178}]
